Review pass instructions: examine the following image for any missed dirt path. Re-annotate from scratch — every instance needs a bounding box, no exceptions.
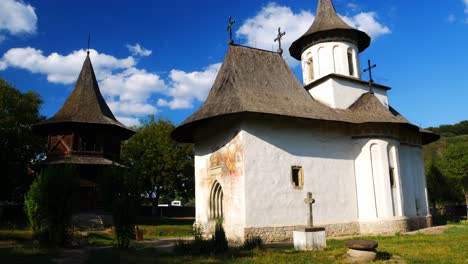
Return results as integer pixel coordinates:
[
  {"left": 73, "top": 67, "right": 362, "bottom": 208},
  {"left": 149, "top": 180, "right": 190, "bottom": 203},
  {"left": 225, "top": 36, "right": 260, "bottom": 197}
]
[
  {"left": 51, "top": 248, "right": 90, "bottom": 264},
  {"left": 135, "top": 236, "right": 193, "bottom": 253}
]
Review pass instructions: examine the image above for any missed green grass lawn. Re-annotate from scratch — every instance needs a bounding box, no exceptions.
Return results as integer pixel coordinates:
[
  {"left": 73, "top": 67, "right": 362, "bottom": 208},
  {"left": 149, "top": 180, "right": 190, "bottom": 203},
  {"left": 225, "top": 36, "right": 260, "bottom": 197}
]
[{"left": 1, "top": 223, "right": 467, "bottom": 264}]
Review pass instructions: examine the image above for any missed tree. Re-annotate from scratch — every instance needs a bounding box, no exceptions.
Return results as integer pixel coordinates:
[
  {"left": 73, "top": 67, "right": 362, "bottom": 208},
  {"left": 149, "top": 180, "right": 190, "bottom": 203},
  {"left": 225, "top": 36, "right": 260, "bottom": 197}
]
[
  {"left": 440, "top": 141, "right": 468, "bottom": 216},
  {"left": 0, "top": 77, "right": 45, "bottom": 202},
  {"left": 121, "top": 116, "right": 194, "bottom": 210},
  {"left": 24, "top": 164, "right": 79, "bottom": 245}
]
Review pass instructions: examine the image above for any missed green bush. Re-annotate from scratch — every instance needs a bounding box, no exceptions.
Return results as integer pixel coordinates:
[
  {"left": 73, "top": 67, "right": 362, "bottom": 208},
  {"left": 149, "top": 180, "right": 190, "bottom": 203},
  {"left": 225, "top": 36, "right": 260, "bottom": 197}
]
[
  {"left": 242, "top": 236, "right": 265, "bottom": 250},
  {"left": 100, "top": 166, "right": 141, "bottom": 248},
  {"left": 174, "top": 219, "right": 229, "bottom": 255},
  {"left": 24, "top": 164, "right": 78, "bottom": 245},
  {"left": 212, "top": 218, "right": 228, "bottom": 253}
]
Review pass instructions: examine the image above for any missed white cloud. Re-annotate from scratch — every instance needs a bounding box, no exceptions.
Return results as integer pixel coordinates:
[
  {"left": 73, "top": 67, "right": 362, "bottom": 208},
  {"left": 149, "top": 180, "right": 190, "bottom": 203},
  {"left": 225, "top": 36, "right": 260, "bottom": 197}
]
[
  {"left": 126, "top": 43, "right": 152, "bottom": 57},
  {"left": 0, "top": 0, "right": 37, "bottom": 41},
  {"left": 464, "top": 0, "right": 468, "bottom": 14},
  {"left": 236, "top": 3, "right": 390, "bottom": 67},
  {"left": 236, "top": 3, "right": 314, "bottom": 67},
  {"left": 115, "top": 116, "right": 141, "bottom": 127},
  {"left": 0, "top": 48, "right": 135, "bottom": 84},
  {"left": 342, "top": 12, "right": 391, "bottom": 39},
  {"left": 100, "top": 67, "right": 166, "bottom": 102},
  {"left": 158, "top": 63, "right": 221, "bottom": 109},
  {"left": 108, "top": 100, "right": 157, "bottom": 116}
]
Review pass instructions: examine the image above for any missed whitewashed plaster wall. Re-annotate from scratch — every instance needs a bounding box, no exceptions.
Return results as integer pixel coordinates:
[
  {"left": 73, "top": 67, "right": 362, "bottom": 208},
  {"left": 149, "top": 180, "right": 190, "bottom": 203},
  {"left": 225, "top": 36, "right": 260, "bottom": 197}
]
[
  {"left": 242, "top": 120, "right": 358, "bottom": 228},
  {"left": 399, "top": 144, "right": 430, "bottom": 217},
  {"left": 308, "top": 78, "right": 389, "bottom": 110},
  {"left": 301, "top": 41, "right": 360, "bottom": 85},
  {"left": 353, "top": 139, "right": 404, "bottom": 222},
  {"left": 194, "top": 127, "right": 246, "bottom": 240}
]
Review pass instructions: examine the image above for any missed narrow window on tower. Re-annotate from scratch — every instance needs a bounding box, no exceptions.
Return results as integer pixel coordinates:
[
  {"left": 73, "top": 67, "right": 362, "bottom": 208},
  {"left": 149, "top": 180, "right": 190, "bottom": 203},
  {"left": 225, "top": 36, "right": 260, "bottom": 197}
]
[
  {"left": 389, "top": 166, "right": 395, "bottom": 188},
  {"left": 291, "top": 166, "right": 304, "bottom": 189},
  {"left": 307, "top": 58, "right": 314, "bottom": 81},
  {"left": 347, "top": 49, "right": 355, "bottom": 76}
]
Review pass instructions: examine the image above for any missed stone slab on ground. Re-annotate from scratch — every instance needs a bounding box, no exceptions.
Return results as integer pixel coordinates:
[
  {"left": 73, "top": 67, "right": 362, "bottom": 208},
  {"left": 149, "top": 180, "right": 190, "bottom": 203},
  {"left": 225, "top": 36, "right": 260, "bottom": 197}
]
[
  {"left": 346, "top": 248, "right": 377, "bottom": 263},
  {"left": 293, "top": 227, "right": 326, "bottom": 251},
  {"left": 346, "top": 240, "right": 378, "bottom": 251}
]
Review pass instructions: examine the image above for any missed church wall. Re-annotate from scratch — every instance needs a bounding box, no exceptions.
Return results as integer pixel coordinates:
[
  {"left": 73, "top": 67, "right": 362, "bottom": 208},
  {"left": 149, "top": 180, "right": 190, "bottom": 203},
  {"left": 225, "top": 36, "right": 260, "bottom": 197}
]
[
  {"left": 308, "top": 78, "right": 389, "bottom": 110},
  {"left": 353, "top": 139, "right": 404, "bottom": 221},
  {"left": 193, "top": 126, "right": 246, "bottom": 241},
  {"left": 241, "top": 119, "right": 358, "bottom": 229},
  {"left": 399, "top": 144, "right": 430, "bottom": 217}
]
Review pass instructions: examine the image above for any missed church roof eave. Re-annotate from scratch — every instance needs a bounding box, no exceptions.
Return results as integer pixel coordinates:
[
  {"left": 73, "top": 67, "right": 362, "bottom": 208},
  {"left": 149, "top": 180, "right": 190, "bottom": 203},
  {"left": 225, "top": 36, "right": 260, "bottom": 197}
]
[{"left": 171, "top": 45, "right": 429, "bottom": 144}]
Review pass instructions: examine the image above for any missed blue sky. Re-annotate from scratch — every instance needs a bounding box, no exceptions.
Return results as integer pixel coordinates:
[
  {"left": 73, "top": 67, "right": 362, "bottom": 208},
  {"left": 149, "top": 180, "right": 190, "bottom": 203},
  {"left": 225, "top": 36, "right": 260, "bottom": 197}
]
[{"left": 0, "top": 0, "right": 466, "bottom": 128}]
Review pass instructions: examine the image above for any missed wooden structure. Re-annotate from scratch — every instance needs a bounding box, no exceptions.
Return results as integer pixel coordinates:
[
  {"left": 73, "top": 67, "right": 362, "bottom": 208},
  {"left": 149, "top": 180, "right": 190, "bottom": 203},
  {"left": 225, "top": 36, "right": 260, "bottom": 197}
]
[{"left": 33, "top": 53, "right": 135, "bottom": 212}]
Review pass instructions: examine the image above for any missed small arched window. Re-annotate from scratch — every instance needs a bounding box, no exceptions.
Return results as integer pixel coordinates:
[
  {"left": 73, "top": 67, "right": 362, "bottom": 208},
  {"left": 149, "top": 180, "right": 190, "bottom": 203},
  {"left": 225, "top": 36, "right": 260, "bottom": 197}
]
[{"left": 347, "top": 49, "right": 355, "bottom": 76}]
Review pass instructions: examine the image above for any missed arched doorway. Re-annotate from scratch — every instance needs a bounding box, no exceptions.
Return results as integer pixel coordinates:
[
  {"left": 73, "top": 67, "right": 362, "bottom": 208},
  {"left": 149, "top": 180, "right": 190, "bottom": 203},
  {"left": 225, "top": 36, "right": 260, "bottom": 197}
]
[{"left": 210, "top": 181, "right": 223, "bottom": 219}]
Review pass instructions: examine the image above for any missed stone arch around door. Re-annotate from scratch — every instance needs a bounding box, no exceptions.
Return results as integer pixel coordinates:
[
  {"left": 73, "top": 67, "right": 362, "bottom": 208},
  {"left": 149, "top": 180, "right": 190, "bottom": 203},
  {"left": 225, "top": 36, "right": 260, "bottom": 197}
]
[{"left": 210, "top": 181, "right": 223, "bottom": 219}]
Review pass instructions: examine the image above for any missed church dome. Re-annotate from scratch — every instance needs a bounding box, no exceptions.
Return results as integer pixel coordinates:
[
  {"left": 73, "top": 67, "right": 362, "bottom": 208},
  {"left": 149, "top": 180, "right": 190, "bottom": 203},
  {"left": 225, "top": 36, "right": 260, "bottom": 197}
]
[{"left": 289, "top": 0, "right": 371, "bottom": 60}]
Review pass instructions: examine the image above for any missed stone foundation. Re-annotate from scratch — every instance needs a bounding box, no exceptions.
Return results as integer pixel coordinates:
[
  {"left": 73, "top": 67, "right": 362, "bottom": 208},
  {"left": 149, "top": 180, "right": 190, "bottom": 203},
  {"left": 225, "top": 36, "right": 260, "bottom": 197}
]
[{"left": 241, "top": 216, "right": 431, "bottom": 242}]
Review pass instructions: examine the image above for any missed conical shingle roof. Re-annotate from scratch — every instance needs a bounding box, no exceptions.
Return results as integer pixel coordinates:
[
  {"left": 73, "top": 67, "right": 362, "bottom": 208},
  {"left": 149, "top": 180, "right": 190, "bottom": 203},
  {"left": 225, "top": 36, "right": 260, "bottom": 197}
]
[
  {"left": 289, "top": 0, "right": 370, "bottom": 60},
  {"left": 33, "top": 54, "right": 134, "bottom": 138}
]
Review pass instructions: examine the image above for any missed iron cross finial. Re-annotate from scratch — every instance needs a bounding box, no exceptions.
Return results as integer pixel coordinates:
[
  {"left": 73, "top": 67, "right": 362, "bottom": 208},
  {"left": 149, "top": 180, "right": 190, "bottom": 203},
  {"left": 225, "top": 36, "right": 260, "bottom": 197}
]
[
  {"left": 227, "top": 16, "right": 236, "bottom": 45},
  {"left": 87, "top": 33, "right": 91, "bottom": 55},
  {"left": 363, "top": 59, "right": 377, "bottom": 93},
  {"left": 274, "top": 27, "right": 286, "bottom": 56}
]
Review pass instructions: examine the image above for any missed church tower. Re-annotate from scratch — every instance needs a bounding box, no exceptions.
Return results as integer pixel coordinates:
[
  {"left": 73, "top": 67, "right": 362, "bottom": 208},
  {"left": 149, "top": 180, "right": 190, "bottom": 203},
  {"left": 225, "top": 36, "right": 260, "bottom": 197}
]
[
  {"left": 33, "top": 53, "right": 135, "bottom": 212},
  {"left": 289, "top": 0, "right": 389, "bottom": 110}
]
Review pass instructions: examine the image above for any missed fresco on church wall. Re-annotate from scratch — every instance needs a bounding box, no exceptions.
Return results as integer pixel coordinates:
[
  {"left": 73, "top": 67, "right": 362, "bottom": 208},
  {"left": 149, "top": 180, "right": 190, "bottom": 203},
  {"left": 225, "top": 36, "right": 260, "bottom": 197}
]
[{"left": 208, "top": 133, "right": 243, "bottom": 179}]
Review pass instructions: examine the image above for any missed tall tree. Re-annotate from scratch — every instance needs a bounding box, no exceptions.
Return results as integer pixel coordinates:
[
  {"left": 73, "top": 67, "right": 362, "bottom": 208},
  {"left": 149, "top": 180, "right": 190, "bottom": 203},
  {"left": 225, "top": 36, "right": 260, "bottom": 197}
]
[
  {"left": 440, "top": 141, "right": 468, "bottom": 216},
  {"left": 0, "top": 77, "right": 45, "bottom": 201},
  {"left": 121, "top": 117, "right": 194, "bottom": 209}
]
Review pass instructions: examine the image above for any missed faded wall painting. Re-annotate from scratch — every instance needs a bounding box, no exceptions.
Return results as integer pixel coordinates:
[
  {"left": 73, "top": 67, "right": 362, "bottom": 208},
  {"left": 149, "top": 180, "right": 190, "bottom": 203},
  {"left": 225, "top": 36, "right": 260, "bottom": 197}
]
[{"left": 208, "top": 133, "right": 243, "bottom": 178}]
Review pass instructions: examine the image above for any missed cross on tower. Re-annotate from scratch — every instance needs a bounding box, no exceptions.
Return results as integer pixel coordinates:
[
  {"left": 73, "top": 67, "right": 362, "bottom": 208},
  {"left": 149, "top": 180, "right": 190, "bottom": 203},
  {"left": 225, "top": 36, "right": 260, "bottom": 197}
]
[
  {"left": 363, "top": 59, "right": 377, "bottom": 93},
  {"left": 87, "top": 33, "right": 91, "bottom": 55},
  {"left": 227, "top": 16, "right": 236, "bottom": 45},
  {"left": 304, "top": 192, "right": 316, "bottom": 227},
  {"left": 274, "top": 27, "right": 286, "bottom": 56}
]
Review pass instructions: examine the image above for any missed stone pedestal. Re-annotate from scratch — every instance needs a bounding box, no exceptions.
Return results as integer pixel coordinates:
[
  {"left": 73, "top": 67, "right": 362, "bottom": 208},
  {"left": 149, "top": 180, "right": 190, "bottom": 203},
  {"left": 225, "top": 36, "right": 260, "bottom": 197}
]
[
  {"left": 345, "top": 239, "right": 378, "bottom": 263},
  {"left": 293, "top": 227, "right": 326, "bottom": 251}
]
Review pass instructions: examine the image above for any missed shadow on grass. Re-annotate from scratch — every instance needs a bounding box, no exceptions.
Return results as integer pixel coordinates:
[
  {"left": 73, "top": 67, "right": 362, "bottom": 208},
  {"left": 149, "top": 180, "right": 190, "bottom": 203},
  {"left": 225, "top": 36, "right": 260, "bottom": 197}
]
[
  {"left": 376, "top": 251, "right": 392, "bottom": 261},
  {"left": 135, "top": 217, "right": 194, "bottom": 226}
]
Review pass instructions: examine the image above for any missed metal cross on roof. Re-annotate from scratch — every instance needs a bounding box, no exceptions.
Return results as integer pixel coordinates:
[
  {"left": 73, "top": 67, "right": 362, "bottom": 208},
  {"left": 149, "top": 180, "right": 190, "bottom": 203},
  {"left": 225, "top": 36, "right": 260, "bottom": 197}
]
[
  {"left": 87, "top": 33, "right": 91, "bottom": 55},
  {"left": 274, "top": 27, "right": 286, "bottom": 56},
  {"left": 227, "top": 16, "right": 236, "bottom": 45},
  {"left": 304, "top": 192, "right": 316, "bottom": 227},
  {"left": 363, "top": 59, "right": 377, "bottom": 93}
]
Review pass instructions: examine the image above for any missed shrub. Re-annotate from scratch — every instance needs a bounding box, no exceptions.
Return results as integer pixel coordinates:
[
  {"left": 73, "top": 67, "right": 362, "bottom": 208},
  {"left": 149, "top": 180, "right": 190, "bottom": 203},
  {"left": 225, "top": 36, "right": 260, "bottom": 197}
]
[
  {"left": 242, "top": 236, "right": 265, "bottom": 250},
  {"left": 174, "top": 219, "right": 229, "bottom": 255},
  {"left": 24, "top": 164, "right": 78, "bottom": 245},
  {"left": 212, "top": 218, "right": 228, "bottom": 253},
  {"left": 192, "top": 221, "right": 204, "bottom": 241},
  {"left": 100, "top": 166, "right": 141, "bottom": 248}
]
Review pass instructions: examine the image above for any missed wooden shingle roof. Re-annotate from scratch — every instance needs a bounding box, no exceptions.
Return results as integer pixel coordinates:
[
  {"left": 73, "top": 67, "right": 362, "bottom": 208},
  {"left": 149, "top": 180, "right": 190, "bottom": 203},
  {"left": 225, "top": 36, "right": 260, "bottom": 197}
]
[
  {"left": 289, "top": 0, "right": 370, "bottom": 60},
  {"left": 171, "top": 45, "right": 437, "bottom": 144},
  {"left": 33, "top": 54, "right": 134, "bottom": 138}
]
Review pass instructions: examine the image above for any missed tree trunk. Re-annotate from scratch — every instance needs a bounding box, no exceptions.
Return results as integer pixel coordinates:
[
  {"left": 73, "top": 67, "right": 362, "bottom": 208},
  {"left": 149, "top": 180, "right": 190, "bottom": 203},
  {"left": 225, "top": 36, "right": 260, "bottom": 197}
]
[{"left": 431, "top": 199, "right": 437, "bottom": 217}]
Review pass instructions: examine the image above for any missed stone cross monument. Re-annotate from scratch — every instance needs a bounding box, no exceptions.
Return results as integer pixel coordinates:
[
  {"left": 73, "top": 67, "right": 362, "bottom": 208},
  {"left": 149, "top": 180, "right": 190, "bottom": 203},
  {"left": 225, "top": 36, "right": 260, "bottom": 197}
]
[
  {"left": 293, "top": 191, "right": 326, "bottom": 251},
  {"left": 304, "top": 192, "right": 315, "bottom": 227}
]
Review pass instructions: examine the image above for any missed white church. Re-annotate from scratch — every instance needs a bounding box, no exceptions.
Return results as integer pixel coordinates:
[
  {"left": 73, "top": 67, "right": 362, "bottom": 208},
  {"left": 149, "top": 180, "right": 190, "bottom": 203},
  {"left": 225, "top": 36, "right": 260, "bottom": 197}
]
[{"left": 171, "top": 0, "right": 439, "bottom": 242}]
